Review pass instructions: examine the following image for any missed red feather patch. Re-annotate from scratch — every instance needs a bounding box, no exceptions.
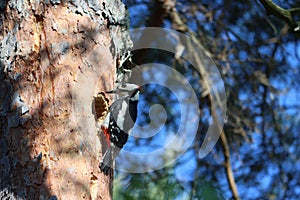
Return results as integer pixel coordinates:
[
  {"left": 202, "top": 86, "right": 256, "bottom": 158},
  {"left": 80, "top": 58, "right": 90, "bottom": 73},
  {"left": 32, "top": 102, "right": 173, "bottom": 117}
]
[{"left": 101, "top": 126, "right": 110, "bottom": 147}]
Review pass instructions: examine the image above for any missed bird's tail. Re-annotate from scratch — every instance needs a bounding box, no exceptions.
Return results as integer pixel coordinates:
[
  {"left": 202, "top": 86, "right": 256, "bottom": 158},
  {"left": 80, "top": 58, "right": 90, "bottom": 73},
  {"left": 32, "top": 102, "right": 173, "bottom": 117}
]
[{"left": 100, "top": 146, "right": 120, "bottom": 175}]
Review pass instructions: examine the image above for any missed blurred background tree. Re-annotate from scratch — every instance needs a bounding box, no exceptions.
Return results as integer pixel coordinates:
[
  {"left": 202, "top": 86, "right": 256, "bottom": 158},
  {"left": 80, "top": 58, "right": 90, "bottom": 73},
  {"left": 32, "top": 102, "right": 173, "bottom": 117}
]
[{"left": 114, "top": 0, "right": 300, "bottom": 199}]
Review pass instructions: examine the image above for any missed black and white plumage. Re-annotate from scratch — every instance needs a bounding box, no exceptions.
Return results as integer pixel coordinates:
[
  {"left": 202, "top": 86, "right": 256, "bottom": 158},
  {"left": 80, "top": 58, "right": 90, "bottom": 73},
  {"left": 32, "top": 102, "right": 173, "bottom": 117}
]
[{"left": 100, "top": 83, "right": 140, "bottom": 175}]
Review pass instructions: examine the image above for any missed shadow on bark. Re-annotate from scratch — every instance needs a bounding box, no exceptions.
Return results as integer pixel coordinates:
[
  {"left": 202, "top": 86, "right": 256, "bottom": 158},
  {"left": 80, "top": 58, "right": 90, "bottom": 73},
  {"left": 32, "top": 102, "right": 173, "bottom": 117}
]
[{"left": 0, "top": 60, "right": 59, "bottom": 199}]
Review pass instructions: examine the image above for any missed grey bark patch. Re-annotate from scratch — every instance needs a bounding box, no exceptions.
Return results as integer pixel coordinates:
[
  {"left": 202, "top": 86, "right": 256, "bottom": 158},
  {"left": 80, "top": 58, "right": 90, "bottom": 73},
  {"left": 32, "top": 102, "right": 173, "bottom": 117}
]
[
  {"left": 0, "top": 29, "right": 18, "bottom": 72},
  {"left": 50, "top": 0, "right": 61, "bottom": 5}
]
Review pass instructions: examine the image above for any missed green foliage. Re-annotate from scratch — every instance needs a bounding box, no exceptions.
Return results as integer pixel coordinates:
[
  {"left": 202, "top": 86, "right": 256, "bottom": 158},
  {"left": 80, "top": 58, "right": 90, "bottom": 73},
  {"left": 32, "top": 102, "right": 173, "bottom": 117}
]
[
  {"left": 114, "top": 170, "right": 186, "bottom": 200},
  {"left": 191, "top": 180, "right": 225, "bottom": 200},
  {"left": 114, "top": 171, "right": 225, "bottom": 200}
]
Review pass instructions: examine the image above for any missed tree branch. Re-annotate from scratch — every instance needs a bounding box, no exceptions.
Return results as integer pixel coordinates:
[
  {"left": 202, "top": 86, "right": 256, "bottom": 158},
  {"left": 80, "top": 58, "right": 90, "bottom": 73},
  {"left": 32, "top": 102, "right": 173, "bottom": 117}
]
[
  {"left": 164, "top": 1, "right": 240, "bottom": 199},
  {"left": 220, "top": 131, "right": 240, "bottom": 200},
  {"left": 258, "top": 0, "right": 300, "bottom": 32}
]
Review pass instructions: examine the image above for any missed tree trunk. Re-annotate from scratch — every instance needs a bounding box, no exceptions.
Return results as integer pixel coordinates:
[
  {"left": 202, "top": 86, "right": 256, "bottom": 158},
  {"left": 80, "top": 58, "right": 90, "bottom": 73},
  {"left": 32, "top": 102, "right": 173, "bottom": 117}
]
[{"left": 0, "top": 0, "right": 131, "bottom": 199}]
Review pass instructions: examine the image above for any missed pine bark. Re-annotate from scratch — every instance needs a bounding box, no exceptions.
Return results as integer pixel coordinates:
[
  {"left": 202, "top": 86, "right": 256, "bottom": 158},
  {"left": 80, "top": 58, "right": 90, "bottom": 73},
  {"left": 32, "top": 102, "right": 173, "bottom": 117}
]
[{"left": 0, "top": 0, "right": 130, "bottom": 199}]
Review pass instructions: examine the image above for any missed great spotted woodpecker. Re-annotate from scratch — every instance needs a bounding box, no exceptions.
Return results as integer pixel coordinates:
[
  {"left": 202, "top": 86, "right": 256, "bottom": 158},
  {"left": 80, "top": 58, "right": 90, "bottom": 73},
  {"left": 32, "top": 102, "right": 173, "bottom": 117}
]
[{"left": 100, "top": 83, "right": 140, "bottom": 175}]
